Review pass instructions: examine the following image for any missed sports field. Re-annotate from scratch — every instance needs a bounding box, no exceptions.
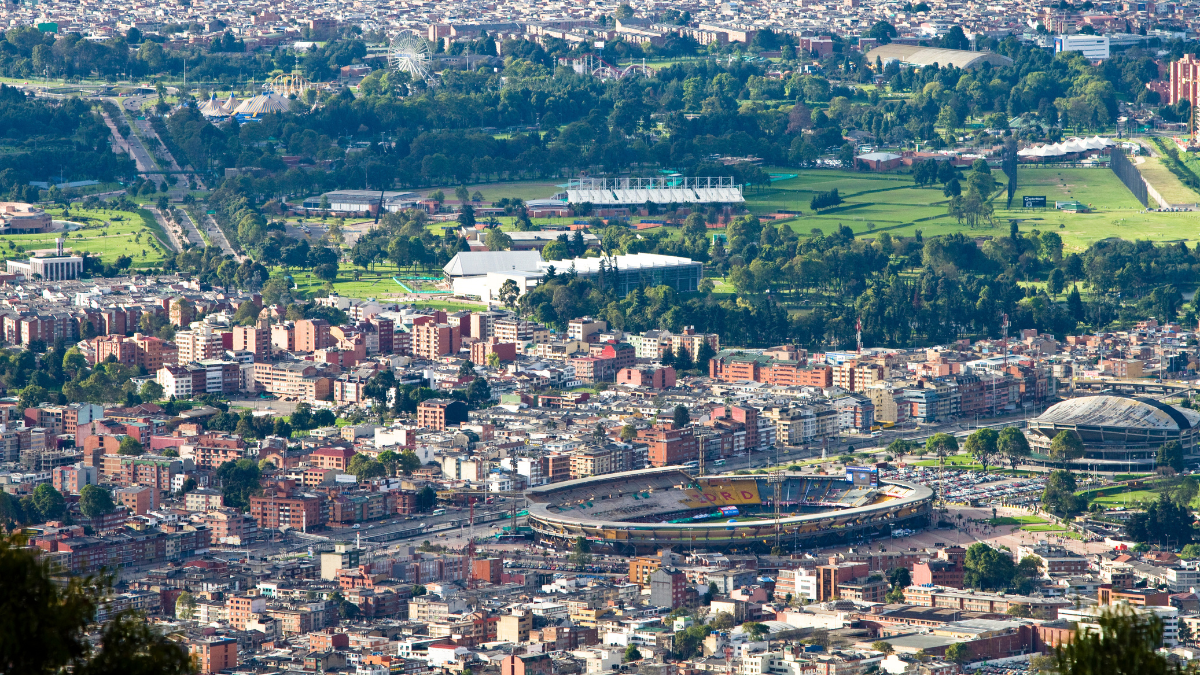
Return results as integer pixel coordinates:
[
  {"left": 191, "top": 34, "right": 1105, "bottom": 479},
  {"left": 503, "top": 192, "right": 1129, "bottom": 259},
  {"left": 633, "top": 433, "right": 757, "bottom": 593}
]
[{"left": 745, "top": 166, "right": 1200, "bottom": 251}]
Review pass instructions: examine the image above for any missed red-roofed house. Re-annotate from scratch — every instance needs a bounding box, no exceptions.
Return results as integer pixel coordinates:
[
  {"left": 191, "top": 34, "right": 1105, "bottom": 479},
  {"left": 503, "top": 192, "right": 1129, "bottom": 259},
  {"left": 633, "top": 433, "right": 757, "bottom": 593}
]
[{"left": 310, "top": 447, "right": 357, "bottom": 471}]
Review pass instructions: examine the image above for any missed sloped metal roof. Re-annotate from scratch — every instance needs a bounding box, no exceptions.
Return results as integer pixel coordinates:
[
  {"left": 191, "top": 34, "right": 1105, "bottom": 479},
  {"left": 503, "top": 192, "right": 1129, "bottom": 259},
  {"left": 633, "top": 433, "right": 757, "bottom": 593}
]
[
  {"left": 443, "top": 250, "right": 544, "bottom": 277},
  {"left": 1032, "top": 395, "right": 1200, "bottom": 430},
  {"left": 865, "top": 44, "right": 1013, "bottom": 70}
]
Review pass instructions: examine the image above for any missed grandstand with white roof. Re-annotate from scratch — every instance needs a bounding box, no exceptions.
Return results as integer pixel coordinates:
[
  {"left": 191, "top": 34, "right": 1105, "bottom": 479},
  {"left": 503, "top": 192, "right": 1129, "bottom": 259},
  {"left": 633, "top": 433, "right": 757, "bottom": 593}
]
[{"left": 559, "top": 176, "right": 745, "bottom": 206}]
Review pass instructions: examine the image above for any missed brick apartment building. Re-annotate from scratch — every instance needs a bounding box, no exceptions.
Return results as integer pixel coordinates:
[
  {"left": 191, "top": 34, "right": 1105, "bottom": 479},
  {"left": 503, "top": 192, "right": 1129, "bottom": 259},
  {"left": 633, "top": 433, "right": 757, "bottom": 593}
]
[
  {"left": 417, "top": 399, "right": 468, "bottom": 431},
  {"left": 413, "top": 322, "right": 461, "bottom": 359}
]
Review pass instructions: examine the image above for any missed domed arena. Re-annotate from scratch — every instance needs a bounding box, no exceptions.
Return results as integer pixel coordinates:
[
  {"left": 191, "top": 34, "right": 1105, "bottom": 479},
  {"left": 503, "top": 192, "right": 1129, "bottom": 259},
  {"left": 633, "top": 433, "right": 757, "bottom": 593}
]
[
  {"left": 525, "top": 467, "right": 934, "bottom": 554},
  {"left": 1026, "top": 394, "right": 1200, "bottom": 471}
]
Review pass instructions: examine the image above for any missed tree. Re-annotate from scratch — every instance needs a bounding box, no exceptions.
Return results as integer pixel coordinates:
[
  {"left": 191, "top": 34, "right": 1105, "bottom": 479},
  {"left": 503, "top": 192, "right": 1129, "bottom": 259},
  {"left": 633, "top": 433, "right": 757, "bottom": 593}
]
[
  {"left": 459, "top": 360, "right": 477, "bottom": 378},
  {"left": 138, "top": 380, "right": 164, "bottom": 402},
  {"left": 32, "top": 484, "right": 65, "bottom": 522},
  {"left": 485, "top": 228, "right": 513, "bottom": 251},
  {"left": 673, "top": 405, "right": 690, "bottom": 428},
  {"left": 1007, "top": 604, "right": 1033, "bottom": 618},
  {"left": 963, "top": 542, "right": 1018, "bottom": 591},
  {"left": 944, "top": 642, "right": 972, "bottom": 665},
  {"left": 416, "top": 485, "right": 438, "bottom": 511},
  {"left": 118, "top": 436, "right": 144, "bottom": 456},
  {"left": 1049, "top": 430, "right": 1084, "bottom": 463},
  {"left": 926, "top": 433, "right": 958, "bottom": 472},
  {"left": 347, "top": 454, "right": 387, "bottom": 481},
  {"left": 572, "top": 535, "right": 592, "bottom": 565},
  {"left": 742, "top": 622, "right": 769, "bottom": 641},
  {"left": 466, "top": 377, "right": 491, "bottom": 404},
  {"left": 1170, "top": 476, "right": 1199, "bottom": 509},
  {"left": 498, "top": 279, "right": 520, "bottom": 312},
  {"left": 886, "top": 566, "right": 911, "bottom": 589},
  {"left": 872, "top": 641, "right": 894, "bottom": 654},
  {"left": 964, "top": 428, "right": 998, "bottom": 473},
  {"left": 866, "top": 20, "right": 897, "bottom": 44},
  {"left": 1048, "top": 268, "right": 1065, "bottom": 297},
  {"left": 1126, "top": 494, "right": 1195, "bottom": 547},
  {"left": 175, "top": 591, "right": 197, "bottom": 620},
  {"left": 0, "top": 532, "right": 194, "bottom": 675},
  {"left": 18, "top": 384, "right": 48, "bottom": 412},
  {"left": 458, "top": 204, "right": 476, "bottom": 229},
  {"left": 621, "top": 424, "right": 636, "bottom": 442},
  {"left": 1041, "top": 469, "right": 1085, "bottom": 518},
  {"left": 396, "top": 450, "right": 422, "bottom": 475},
  {"left": 998, "top": 427, "right": 1031, "bottom": 470},
  {"left": 886, "top": 439, "right": 914, "bottom": 459},
  {"left": 710, "top": 611, "right": 736, "bottom": 630},
  {"left": 624, "top": 645, "right": 642, "bottom": 662},
  {"left": 78, "top": 485, "right": 114, "bottom": 519},
  {"left": 216, "top": 458, "right": 261, "bottom": 511},
  {"left": 1157, "top": 440, "right": 1185, "bottom": 473},
  {"left": 1055, "top": 606, "right": 1181, "bottom": 675}
]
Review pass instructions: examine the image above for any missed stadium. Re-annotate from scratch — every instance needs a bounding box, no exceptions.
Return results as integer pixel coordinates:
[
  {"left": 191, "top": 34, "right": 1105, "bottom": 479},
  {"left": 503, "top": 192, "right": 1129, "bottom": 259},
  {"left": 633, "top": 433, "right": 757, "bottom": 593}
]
[
  {"left": 1026, "top": 394, "right": 1200, "bottom": 471},
  {"left": 526, "top": 466, "right": 934, "bottom": 554}
]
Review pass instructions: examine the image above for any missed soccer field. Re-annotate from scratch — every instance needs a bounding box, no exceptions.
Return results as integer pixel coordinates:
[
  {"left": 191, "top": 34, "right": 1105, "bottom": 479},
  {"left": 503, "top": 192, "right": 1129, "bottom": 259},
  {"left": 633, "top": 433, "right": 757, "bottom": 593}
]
[{"left": 745, "top": 167, "right": 1200, "bottom": 251}]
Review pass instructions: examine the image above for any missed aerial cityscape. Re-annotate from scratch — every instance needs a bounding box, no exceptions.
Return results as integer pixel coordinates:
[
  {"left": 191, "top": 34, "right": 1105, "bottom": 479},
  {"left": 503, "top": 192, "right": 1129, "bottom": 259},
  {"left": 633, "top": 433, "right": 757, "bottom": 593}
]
[{"left": 6, "top": 0, "right": 1200, "bottom": 673}]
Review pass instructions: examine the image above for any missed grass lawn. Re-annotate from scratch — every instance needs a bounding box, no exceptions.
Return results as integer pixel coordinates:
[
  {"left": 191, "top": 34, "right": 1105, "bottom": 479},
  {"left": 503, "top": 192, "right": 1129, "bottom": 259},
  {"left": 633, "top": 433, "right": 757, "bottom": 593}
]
[
  {"left": 745, "top": 167, "right": 1200, "bottom": 251},
  {"left": 0, "top": 207, "right": 168, "bottom": 267},
  {"left": 1135, "top": 156, "right": 1200, "bottom": 204},
  {"left": 910, "top": 454, "right": 994, "bottom": 471},
  {"left": 988, "top": 516, "right": 1048, "bottom": 526},
  {"left": 1113, "top": 474, "right": 1153, "bottom": 481},
  {"left": 1088, "top": 489, "right": 1160, "bottom": 507},
  {"left": 421, "top": 180, "right": 562, "bottom": 204},
  {"left": 746, "top": 170, "right": 946, "bottom": 235}
]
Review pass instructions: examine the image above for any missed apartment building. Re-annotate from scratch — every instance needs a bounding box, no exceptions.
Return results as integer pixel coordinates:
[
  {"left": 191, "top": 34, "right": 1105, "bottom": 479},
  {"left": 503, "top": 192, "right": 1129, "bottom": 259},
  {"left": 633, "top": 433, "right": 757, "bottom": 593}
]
[
  {"left": 251, "top": 361, "right": 334, "bottom": 400},
  {"left": 175, "top": 323, "right": 225, "bottom": 364},
  {"left": 413, "top": 323, "right": 461, "bottom": 359},
  {"left": 296, "top": 319, "right": 332, "bottom": 352},
  {"left": 416, "top": 399, "right": 467, "bottom": 431}
]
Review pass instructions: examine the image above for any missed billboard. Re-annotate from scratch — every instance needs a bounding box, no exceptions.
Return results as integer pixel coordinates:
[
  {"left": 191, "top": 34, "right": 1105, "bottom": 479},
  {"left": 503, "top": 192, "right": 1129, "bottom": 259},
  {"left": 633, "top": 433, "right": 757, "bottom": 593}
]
[
  {"left": 682, "top": 479, "right": 762, "bottom": 507},
  {"left": 846, "top": 466, "right": 879, "bottom": 488},
  {"left": 1023, "top": 195, "right": 1047, "bottom": 207}
]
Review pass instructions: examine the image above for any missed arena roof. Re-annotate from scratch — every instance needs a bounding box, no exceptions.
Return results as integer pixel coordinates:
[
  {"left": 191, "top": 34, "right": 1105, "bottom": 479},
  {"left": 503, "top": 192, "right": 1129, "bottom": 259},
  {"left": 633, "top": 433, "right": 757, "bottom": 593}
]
[
  {"left": 864, "top": 44, "right": 1014, "bottom": 70},
  {"left": 538, "top": 253, "right": 700, "bottom": 275},
  {"left": 443, "top": 250, "right": 544, "bottom": 277},
  {"left": 1031, "top": 395, "right": 1200, "bottom": 430}
]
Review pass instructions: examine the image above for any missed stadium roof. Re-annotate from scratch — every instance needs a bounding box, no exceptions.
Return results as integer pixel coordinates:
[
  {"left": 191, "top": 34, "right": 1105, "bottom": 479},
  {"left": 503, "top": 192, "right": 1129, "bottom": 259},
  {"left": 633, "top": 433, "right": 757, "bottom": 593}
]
[
  {"left": 538, "top": 253, "right": 700, "bottom": 274},
  {"left": 864, "top": 44, "right": 1013, "bottom": 69},
  {"left": 565, "top": 187, "right": 744, "bottom": 205},
  {"left": 1032, "top": 395, "right": 1200, "bottom": 430},
  {"left": 443, "top": 250, "right": 544, "bottom": 277}
]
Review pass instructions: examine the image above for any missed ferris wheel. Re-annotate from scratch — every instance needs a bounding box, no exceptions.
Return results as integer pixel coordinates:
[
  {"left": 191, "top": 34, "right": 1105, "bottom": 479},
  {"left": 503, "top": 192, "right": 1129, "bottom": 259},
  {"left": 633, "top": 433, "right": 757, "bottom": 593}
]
[{"left": 388, "top": 29, "right": 432, "bottom": 81}]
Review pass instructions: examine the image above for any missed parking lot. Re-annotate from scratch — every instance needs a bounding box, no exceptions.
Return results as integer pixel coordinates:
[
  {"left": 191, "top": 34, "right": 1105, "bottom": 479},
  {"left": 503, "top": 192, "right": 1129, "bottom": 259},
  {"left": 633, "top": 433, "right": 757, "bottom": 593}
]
[{"left": 883, "top": 466, "right": 1050, "bottom": 507}]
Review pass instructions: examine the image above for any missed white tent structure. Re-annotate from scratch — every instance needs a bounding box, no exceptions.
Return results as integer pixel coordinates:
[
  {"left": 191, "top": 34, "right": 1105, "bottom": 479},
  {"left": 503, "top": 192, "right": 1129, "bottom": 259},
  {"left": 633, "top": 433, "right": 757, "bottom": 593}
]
[
  {"left": 1018, "top": 136, "right": 1114, "bottom": 159},
  {"left": 233, "top": 91, "right": 291, "bottom": 119}
]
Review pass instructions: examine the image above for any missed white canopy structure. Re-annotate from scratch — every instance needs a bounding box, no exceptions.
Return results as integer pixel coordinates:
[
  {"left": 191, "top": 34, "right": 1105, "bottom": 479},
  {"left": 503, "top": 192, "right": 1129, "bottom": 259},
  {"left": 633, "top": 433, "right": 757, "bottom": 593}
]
[
  {"left": 1017, "top": 136, "right": 1114, "bottom": 158},
  {"left": 562, "top": 176, "right": 745, "bottom": 206}
]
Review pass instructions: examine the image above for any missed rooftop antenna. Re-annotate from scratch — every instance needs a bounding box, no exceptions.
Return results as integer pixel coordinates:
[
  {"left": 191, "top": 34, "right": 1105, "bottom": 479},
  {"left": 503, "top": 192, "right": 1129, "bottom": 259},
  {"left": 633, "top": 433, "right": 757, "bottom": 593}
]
[
  {"left": 1001, "top": 313, "right": 1010, "bottom": 368},
  {"left": 856, "top": 317, "right": 862, "bottom": 356}
]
